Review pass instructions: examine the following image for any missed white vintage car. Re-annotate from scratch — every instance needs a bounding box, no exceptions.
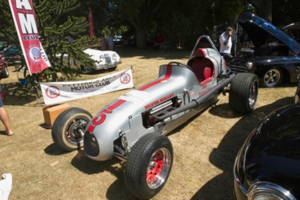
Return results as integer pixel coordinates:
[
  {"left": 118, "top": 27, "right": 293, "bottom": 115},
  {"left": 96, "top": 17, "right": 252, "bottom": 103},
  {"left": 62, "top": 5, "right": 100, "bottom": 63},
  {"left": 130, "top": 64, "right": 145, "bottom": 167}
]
[{"left": 56, "top": 48, "right": 122, "bottom": 73}]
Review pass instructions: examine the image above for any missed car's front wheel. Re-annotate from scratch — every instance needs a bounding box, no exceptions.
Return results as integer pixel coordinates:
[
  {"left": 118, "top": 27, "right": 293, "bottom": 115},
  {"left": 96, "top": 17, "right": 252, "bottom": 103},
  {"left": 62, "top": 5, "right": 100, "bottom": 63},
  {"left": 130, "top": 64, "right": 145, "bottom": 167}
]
[
  {"left": 229, "top": 73, "right": 259, "bottom": 113},
  {"left": 81, "top": 65, "right": 94, "bottom": 74},
  {"left": 124, "top": 133, "right": 173, "bottom": 199},
  {"left": 260, "top": 68, "right": 283, "bottom": 87},
  {"left": 51, "top": 107, "right": 92, "bottom": 152}
]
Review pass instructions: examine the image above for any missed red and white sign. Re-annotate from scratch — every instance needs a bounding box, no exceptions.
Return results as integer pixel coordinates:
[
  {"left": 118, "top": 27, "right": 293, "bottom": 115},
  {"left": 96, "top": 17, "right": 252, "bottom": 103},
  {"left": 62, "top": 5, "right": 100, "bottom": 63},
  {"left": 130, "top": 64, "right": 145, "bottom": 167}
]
[
  {"left": 40, "top": 68, "right": 134, "bottom": 105},
  {"left": 9, "top": 0, "right": 50, "bottom": 75}
]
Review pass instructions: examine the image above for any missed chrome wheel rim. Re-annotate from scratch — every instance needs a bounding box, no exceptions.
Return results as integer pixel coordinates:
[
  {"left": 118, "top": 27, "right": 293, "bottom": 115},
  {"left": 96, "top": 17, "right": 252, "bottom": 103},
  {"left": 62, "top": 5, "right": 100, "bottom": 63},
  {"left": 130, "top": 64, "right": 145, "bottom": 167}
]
[
  {"left": 146, "top": 148, "right": 171, "bottom": 189},
  {"left": 83, "top": 65, "right": 93, "bottom": 73},
  {"left": 263, "top": 69, "right": 281, "bottom": 87},
  {"left": 248, "top": 80, "right": 258, "bottom": 108},
  {"left": 65, "top": 119, "right": 86, "bottom": 144}
]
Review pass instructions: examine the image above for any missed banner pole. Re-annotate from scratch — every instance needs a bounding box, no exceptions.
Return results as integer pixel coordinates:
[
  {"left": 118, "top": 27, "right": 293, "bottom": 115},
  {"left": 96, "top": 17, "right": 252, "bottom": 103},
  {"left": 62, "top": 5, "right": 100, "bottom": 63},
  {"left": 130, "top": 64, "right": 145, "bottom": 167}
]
[{"left": 131, "top": 66, "right": 135, "bottom": 89}]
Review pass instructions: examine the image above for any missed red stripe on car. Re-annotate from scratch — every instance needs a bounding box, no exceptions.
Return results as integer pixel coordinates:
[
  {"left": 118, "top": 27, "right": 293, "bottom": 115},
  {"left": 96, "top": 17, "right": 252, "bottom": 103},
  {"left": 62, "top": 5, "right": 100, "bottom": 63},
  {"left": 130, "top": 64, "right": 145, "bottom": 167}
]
[{"left": 139, "top": 65, "right": 172, "bottom": 91}]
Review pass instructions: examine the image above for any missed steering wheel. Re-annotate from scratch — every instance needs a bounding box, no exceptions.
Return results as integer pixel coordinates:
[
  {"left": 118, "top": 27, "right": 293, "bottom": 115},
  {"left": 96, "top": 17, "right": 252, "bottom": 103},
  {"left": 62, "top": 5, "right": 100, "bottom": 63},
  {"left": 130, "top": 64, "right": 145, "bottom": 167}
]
[
  {"left": 168, "top": 62, "right": 192, "bottom": 71},
  {"left": 168, "top": 61, "right": 187, "bottom": 66}
]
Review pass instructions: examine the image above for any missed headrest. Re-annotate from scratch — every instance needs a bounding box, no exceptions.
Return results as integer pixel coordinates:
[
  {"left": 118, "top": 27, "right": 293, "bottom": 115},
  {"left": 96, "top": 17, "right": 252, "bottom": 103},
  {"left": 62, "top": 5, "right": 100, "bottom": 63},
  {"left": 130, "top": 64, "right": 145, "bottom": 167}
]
[{"left": 194, "top": 48, "right": 206, "bottom": 58}]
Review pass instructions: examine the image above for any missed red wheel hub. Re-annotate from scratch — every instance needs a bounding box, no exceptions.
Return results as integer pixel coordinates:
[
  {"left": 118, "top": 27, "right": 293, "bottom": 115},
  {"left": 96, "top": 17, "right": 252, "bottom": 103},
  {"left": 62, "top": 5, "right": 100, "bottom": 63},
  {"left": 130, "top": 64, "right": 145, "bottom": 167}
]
[{"left": 146, "top": 150, "right": 163, "bottom": 183}]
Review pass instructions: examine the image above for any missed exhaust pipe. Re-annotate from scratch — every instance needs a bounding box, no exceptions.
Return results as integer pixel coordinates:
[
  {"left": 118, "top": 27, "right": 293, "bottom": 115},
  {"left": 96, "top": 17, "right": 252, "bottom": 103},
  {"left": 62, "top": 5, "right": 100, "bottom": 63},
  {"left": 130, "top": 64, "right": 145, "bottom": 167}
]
[{"left": 153, "top": 73, "right": 235, "bottom": 120}]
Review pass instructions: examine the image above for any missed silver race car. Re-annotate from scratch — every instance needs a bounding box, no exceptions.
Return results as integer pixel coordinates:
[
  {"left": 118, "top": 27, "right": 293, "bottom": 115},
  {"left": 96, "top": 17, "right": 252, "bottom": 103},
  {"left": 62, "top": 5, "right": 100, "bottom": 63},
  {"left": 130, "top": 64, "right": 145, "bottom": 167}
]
[{"left": 52, "top": 35, "right": 259, "bottom": 199}]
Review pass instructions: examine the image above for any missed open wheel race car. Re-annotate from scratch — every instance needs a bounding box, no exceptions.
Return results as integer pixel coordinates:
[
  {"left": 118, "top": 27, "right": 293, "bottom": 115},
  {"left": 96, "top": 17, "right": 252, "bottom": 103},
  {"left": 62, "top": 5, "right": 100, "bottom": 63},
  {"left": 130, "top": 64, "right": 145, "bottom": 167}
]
[{"left": 51, "top": 35, "right": 259, "bottom": 199}]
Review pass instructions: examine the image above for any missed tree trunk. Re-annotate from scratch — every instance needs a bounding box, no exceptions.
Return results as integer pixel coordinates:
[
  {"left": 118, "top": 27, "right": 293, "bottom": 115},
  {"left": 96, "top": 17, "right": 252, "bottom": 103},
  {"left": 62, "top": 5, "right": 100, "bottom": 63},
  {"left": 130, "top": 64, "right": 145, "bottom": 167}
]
[
  {"left": 248, "top": 0, "right": 272, "bottom": 22},
  {"left": 135, "top": 29, "right": 146, "bottom": 48}
]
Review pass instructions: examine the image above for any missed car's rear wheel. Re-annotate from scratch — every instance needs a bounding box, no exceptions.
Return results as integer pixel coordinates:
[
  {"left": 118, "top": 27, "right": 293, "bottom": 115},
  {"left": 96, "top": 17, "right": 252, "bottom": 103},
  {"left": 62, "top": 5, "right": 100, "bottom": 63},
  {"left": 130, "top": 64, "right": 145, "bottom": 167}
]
[
  {"left": 81, "top": 65, "right": 94, "bottom": 74},
  {"left": 229, "top": 73, "right": 259, "bottom": 113},
  {"left": 260, "top": 68, "right": 283, "bottom": 87},
  {"left": 124, "top": 133, "right": 173, "bottom": 199},
  {"left": 51, "top": 107, "right": 92, "bottom": 152},
  {"left": 108, "top": 66, "right": 117, "bottom": 71}
]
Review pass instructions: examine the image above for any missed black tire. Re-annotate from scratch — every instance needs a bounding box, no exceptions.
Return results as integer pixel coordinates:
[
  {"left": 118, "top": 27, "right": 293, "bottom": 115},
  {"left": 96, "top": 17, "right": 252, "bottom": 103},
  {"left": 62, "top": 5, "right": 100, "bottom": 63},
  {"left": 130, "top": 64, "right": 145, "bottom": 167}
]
[
  {"left": 229, "top": 73, "right": 259, "bottom": 113},
  {"left": 260, "top": 68, "right": 283, "bottom": 87},
  {"left": 108, "top": 66, "right": 117, "bottom": 71},
  {"left": 51, "top": 107, "right": 92, "bottom": 152},
  {"left": 124, "top": 133, "right": 173, "bottom": 199},
  {"left": 81, "top": 65, "right": 94, "bottom": 74}
]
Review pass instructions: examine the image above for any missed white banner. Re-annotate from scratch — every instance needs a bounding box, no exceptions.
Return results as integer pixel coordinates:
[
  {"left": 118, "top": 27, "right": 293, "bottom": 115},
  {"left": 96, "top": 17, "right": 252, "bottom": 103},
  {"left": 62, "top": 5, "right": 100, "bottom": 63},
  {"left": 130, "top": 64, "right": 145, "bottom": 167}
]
[{"left": 40, "top": 68, "right": 134, "bottom": 105}]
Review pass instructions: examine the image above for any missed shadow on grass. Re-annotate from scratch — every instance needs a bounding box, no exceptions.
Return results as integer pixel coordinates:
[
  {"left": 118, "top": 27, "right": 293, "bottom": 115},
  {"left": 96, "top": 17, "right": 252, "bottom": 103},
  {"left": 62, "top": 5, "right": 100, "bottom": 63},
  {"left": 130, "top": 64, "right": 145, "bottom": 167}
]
[
  {"left": 62, "top": 150, "right": 140, "bottom": 199},
  {"left": 106, "top": 179, "right": 140, "bottom": 200},
  {"left": 114, "top": 45, "right": 191, "bottom": 60},
  {"left": 191, "top": 97, "right": 293, "bottom": 200},
  {"left": 70, "top": 150, "right": 123, "bottom": 175},
  {"left": 44, "top": 143, "right": 70, "bottom": 156},
  {"left": 70, "top": 150, "right": 150, "bottom": 199},
  {"left": 2, "top": 82, "right": 44, "bottom": 106},
  {"left": 45, "top": 143, "right": 126, "bottom": 176}
]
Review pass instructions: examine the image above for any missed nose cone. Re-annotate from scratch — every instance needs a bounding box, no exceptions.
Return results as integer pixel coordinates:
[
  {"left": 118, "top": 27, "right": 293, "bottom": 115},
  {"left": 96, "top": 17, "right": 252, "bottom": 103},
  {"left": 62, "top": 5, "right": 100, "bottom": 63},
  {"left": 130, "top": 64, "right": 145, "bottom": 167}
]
[{"left": 84, "top": 99, "right": 135, "bottom": 161}]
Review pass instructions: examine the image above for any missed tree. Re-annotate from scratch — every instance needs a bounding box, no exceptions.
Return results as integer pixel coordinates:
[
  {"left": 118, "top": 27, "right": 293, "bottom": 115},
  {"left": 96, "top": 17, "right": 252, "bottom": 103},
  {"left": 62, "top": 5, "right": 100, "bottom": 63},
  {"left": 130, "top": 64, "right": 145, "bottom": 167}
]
[
  {"left": 0, "top": 0, "right": 19, "bottom": 46},
  {"left": 75, "top": 0, "right": 118, "bottom": 37},
  {"left": 112, "top": 0, "right": 165, "bottom": 48},
  {"left": 34, "top": 0, "right": 100, "bottom": 80},
  {"left": 272, "top": 0, "right": 300, "bottom": 25},
  {"left": 247, "top": 0, "right": 272, "bottom": 22},
  {"left": 156, "top": 0, "right": 247, "bottom": 47},
  {"left": 1, "top": 0, "right": 99, "bottom": 80}
]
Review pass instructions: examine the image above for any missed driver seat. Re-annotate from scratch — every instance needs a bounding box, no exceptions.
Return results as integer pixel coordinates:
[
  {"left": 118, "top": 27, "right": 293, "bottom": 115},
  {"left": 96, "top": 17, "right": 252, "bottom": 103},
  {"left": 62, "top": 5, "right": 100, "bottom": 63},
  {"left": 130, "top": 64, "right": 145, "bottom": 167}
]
[{"left": 188, "top": 48, "right": 213, "bottom": 84}]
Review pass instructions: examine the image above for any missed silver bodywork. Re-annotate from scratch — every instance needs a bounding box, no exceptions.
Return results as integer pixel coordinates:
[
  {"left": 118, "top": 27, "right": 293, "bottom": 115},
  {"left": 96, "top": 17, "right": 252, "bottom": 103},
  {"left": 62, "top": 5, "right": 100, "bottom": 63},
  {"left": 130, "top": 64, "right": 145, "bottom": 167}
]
[{"left": 84, "top": 35, "right": 231, "bottom": 161}]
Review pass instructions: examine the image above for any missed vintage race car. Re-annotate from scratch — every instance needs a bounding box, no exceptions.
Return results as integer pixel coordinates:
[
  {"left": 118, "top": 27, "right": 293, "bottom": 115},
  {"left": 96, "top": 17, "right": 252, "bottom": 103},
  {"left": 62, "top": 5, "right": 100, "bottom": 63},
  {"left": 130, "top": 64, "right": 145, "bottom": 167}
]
[
  {"left": 233, "top": 102, "right": 300, "bottom": 200},
  {"left": 56, "top": 48, "right": 122, "bottom": 73},
  {"left": 52, "top": 35, "right": 259, "bottom": 199},
  {"left": 229, "top": 11, "right": 300, "bottom": 87}
]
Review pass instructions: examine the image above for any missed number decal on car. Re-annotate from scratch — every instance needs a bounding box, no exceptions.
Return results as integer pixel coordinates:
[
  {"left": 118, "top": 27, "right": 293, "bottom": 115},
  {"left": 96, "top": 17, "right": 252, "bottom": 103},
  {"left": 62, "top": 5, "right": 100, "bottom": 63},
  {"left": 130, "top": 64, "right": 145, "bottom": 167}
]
[{"left": 87, "top": 100, "right": 125, "bottom": 132}]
